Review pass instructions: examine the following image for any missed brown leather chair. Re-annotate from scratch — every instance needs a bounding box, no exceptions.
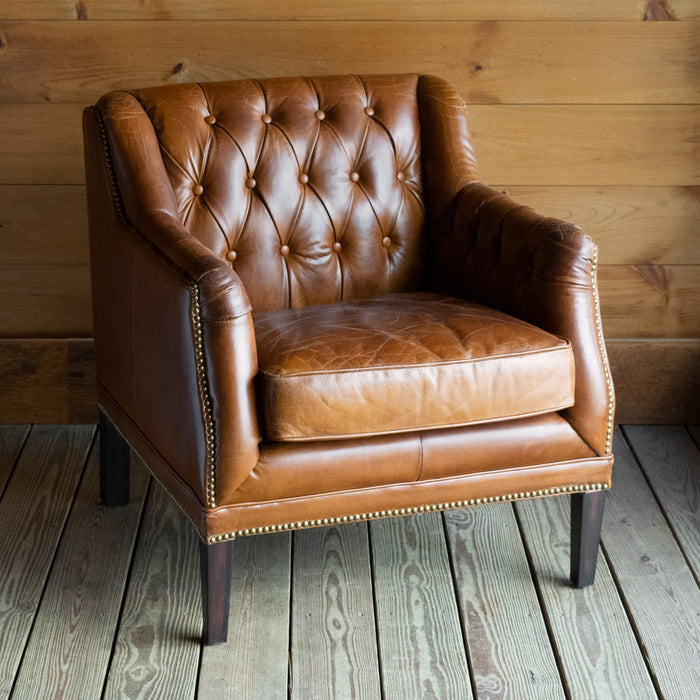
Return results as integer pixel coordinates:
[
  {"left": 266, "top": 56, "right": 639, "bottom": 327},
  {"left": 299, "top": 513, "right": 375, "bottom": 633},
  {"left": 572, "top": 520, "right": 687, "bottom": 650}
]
[{"left": 83, "top": 74, "right": 614, "bottom": 645}]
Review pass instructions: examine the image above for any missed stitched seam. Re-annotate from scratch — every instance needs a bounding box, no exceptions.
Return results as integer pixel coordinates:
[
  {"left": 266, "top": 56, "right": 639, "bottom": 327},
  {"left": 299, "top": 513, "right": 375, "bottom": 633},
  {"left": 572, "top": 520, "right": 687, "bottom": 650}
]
[{"left": 416, "top": 432, "right": 424, "bottom": 481}]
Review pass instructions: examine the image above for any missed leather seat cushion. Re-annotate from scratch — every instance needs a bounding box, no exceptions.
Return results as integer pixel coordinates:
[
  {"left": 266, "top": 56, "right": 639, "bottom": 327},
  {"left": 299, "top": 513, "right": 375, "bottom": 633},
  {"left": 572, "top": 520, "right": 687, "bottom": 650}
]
[{"left": 253, "top": 292, "right": 575, "bottom": 441}]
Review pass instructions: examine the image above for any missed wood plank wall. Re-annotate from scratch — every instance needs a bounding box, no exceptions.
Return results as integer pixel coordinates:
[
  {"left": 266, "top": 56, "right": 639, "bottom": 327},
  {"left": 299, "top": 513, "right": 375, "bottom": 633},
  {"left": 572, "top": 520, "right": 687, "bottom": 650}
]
[{"left": 1, "top": 0, "right": 699, "bottom": 423}]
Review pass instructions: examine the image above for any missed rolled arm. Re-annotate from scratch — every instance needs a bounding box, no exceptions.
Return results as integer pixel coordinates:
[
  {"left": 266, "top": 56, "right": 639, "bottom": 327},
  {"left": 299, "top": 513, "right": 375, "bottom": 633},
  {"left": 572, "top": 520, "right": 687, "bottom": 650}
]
[
  {"left": 84, "top": 103, "right": 260, "bottom": 510},
  {"left": 436, "top": 182, "right": 614, "bottom": 456}
]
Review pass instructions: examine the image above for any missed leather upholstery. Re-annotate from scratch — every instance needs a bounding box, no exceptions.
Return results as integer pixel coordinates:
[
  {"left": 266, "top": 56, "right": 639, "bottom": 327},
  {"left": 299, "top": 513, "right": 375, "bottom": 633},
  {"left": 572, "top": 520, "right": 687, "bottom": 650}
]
[
  {"left": 84, "top": 74, "right": 614, "bottom": 543},
  {"left": 254, "top": 292, "right": 575, "bottom": 441}
]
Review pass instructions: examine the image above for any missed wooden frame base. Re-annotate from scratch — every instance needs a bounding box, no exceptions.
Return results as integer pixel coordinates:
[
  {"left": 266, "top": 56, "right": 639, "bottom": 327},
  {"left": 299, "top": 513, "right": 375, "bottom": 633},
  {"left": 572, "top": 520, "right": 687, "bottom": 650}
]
[{"left": 570, "top": 490, "right": 607, "bottom": 587}]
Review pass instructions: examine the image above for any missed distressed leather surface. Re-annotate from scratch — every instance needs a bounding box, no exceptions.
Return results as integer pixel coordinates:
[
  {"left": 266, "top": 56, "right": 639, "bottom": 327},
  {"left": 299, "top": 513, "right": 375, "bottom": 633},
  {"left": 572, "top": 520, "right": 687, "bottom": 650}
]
[{"left": 254, "top": 292, "right": 575, "bottom": 440}]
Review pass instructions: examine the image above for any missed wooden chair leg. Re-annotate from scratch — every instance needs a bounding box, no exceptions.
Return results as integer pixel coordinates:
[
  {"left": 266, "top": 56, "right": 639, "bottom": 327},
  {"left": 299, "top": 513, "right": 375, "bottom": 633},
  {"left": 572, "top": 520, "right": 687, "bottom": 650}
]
[
  {"left": 100, "top": 411, "right": 131, "bottom": 507},
  {"left": 200, "top": 539, "right": 235, "bottom": 645},
  {"left": 570, "top": 490, "right": 607, "bottom": 588}
]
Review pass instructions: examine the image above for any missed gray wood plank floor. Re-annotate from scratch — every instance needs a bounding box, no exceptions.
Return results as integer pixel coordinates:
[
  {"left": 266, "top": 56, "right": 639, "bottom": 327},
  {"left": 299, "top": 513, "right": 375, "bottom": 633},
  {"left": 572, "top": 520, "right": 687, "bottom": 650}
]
[{"left": 0, "top": 424, "right": 698, "bottom": 700}]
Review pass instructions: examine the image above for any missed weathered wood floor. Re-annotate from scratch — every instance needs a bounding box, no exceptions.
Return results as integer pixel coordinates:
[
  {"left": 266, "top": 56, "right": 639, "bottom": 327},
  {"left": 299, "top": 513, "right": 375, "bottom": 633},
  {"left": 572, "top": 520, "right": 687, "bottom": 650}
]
[{"left": 0, "top": 424, "right": 698, "bottom": 699}]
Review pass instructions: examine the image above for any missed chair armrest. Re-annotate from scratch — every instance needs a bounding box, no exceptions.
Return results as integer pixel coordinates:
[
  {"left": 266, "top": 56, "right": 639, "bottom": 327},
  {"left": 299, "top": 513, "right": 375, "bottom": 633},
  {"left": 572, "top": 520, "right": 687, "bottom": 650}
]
[
  {"left": 436, "top": 182, "right": 615, "bottom": 456},
  {"left": 84, "top": 105, "right": 260, "bottom": 509}
]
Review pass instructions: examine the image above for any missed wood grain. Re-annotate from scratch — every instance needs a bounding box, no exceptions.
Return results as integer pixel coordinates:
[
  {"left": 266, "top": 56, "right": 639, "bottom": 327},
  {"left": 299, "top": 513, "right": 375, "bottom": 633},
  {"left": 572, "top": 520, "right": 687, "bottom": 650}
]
[
  {"left": 199, "top": 531, "right": 292, "bottom": 700},
  {"left": 470, "top": 105, "right": 700, "bottom": 186},
  {"left": 3, "top": 0, "right": 700, "bottom": 20},
  {"left": 0, "top": 185, "right": 88, "bottom": 264},
  {"left": 515, "top": 496, "right": 657, "bottom": 698},
  {"left": 607, "top": 340, "right": 700, "bottom": 424},
  {"left": 601, "top": 427, "right": 700, "bottom": 698},
  {"left": 290, "top": 523, "right": 381, "bottom": 700},
  {"left": 11, "top": 437, "right": 150, "bottom": 700},
  {"left": 0, "top": 425, "right": 29, "bottom": 495},
  {"left": 370, "top": 513, "right": 473, "bottom": 700},
  {"left": 622, "top": 425, "right": 700, "bottom": 580},
  {"left": 1, "top": 21, "right": 697, "bottom": 104},
  {"left": 498, "top": 186, "right": 700, "bottom": 265},
  {"left": 0, "top": 425, "right": 95, "bottom": 698},
  {"left": 598, "top": 265, "right": 700, "bottom": 338},
  {"left": 444, "top": 504, "right": 566, "bottom": 699},
  {"left": 0, "top": 339, "right": 97, "bottom": 424},
  {"left": 0, "top": 262, "right": 92, "bottom": 335},
  {"left": 103, "top": 481, "right": 202, "bottom": 700}
]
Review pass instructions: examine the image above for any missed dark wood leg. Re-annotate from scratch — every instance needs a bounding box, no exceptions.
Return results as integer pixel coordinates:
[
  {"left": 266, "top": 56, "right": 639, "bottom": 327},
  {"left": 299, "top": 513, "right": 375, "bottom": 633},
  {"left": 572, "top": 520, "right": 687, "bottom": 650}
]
[
  {"left": 200, "top": 539, "right": 235, "bottom": 645},
  {"left": 570, "top": 490, "right": 607, "bottom": 588},
  {"left": 100, "top": 411, "right": 130, "bottom": 507}
]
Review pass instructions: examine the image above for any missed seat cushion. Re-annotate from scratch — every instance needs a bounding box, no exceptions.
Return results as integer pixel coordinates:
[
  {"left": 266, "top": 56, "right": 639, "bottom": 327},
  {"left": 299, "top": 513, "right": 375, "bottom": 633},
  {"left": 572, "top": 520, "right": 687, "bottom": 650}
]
[{"left": 253, "top": 293, "right": 575, "bottom": 441}]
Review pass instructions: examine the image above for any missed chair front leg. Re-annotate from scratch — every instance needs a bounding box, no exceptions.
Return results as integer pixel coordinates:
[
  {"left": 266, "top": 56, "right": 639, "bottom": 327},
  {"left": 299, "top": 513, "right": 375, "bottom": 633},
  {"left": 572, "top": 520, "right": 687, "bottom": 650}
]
[
  {"left": 570, "top": 490, "right": 607, "bottom": 587},
  {"left": 200, "top": 539, "right": 235, "bottom": 645},
  {"left": 100, "top": 411, "right": 131, "bottom": 507}
]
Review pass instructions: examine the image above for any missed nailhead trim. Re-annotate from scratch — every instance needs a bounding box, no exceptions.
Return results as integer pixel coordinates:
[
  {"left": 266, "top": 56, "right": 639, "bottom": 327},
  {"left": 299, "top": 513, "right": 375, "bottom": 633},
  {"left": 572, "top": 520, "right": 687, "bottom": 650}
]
[
  {"left": 94, "top": 107, "right": 128, "bottom": 226},
  {"left": 591, "top": 245, "right": 614, "bottom": 455},
  {"left": 206, "top": 482, "right": 610, "bottom": 543},
  {"left": 190, "top": 285, "right": 217, "bottom": 508}
]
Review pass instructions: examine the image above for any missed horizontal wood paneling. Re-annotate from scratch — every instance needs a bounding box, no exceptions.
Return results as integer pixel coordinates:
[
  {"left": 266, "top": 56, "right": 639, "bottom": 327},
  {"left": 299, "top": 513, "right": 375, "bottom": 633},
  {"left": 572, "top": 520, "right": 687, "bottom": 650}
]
[
  {"left": 1, "top": 22, "right": 697, "bottom": 104},
  {"left": 2, "top": 0, "right": 699, "bottom": 21},
  {"left": 2, "top": 104, "right": 698, "bottom": 186}
]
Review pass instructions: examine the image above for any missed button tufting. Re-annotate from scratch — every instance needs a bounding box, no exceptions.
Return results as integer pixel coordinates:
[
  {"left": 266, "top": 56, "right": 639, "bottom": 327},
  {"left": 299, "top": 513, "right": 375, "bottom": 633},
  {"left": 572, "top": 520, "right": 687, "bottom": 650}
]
[
  {"left": 332, "top": 241, "right": 342, "bottom": 253},
  {"left": 204, "top": 115, "right": 216, "bottom": 125},
  {"left": 350, "top": 171, "right": 360, "bottom": 182},
  {"left": 396, "top": 171, "right": 405, "bottom": 182},
  {"left": 280, "top": 245, "right": 290, "bottom": 257},
  {"left": 193, "top": 184, "right": 204, "bottom": 195},
  {"left": 262, "top": 114, "right": 272, "bottom": 124},
  {"left": 246, "top": 177, "right": 256, "bottom": 189},
  {"left": 382, "top": 236, "right": 392, "bottom": 248},
  {"left": 226, "top": 250, "right": 237, "bottom": 262},
  {"left": 299, "top": 173, "right": 309, "bottom": 184},
  {"left": 315, "top": 110, "right": 326, "bottom": 121},
  {"left": 364, "top": 106, "right": 374, "bottom": 117}
]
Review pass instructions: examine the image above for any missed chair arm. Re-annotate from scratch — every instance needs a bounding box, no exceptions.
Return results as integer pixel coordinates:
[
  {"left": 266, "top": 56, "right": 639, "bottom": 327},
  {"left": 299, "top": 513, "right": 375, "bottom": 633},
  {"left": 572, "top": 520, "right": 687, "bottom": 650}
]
[
  {"left": 436, "top": 182, "right": 614, "bottom": 456},
  {"left": 84, "top": 105, "right": 260, "bottom": 509}
]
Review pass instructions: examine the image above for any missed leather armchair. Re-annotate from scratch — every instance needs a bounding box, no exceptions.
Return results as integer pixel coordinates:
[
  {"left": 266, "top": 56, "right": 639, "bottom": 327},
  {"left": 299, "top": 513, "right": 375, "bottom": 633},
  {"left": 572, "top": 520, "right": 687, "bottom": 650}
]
[{"left": 83, "top": 74, "right": 614, "bottom": 645}]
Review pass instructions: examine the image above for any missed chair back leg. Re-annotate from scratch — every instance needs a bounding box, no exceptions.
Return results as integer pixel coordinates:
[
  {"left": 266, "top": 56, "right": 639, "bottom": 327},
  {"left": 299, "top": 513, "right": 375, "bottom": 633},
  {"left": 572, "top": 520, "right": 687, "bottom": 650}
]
[
  {"left": 570, "top": 490, "right": 607, "bottom": 587},
  {"left": 100, "top": 411, "right": 131, "bottom": 507},
  {"left": 200, "top": 539, "right": 235, "bottom": 645}
]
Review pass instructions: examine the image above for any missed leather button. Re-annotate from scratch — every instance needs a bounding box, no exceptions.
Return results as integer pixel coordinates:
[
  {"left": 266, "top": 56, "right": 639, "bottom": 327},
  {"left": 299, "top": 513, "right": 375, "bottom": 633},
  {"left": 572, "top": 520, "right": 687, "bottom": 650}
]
[
  {"left": 350, "top": 171, "right": 360, "bottom": 182},
  {"left": 382, "top": 236, "right": 392, "bottom": 248},
  {"left": 193, "top": 184, "right": 204, "bottom": 195},
  {"left": 262, "top": 114, "right": 272, "bottom": 124},
  {"left": 364, "top": 106, "right": 374, "bottom": 117},
  {"left": 226, "top": 250, "right": 237, "bottom": 262},
  {"left": 204, "top": 115, "right": 216, "bottom": 125},
  {"left": 332, "top": 241, "right": 342, "bottom": 253},
  {"left": 280, "top": 245, "right": 290, "bottom": 257},
  {"left": 315, "top": 110, "right": 326, "bottom": 121},
  {"left": 246, "top": 177, "right": 256, "bottom": 189},
  {"left": 396, "top": 171, "right": 405, "bottom": 182},
  {"left": 299, "top": 173, "right": 309, "bottom": 184}
]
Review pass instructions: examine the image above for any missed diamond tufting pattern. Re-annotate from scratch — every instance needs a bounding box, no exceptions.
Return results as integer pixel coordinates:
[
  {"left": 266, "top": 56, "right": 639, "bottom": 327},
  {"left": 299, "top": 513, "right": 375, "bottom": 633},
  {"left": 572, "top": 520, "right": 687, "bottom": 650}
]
[{"left": 129, "top": 74, "right": 426, "bottom": 312}]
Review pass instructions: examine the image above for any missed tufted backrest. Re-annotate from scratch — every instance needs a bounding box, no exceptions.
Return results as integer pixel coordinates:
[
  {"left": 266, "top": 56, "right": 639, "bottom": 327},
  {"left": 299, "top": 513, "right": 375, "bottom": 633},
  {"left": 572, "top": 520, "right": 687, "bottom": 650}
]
[{"left": 96, "top": 74, "right": 480, "bottom": 312}]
